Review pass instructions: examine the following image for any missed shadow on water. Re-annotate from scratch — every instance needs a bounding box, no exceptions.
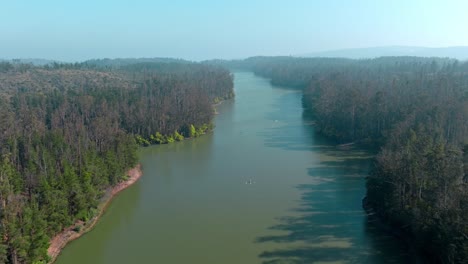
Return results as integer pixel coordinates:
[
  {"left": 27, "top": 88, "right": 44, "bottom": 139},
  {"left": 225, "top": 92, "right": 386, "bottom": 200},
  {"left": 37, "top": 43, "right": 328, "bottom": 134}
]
[{"left": 256, "top": 92, "right": 410, "bottom": 264}]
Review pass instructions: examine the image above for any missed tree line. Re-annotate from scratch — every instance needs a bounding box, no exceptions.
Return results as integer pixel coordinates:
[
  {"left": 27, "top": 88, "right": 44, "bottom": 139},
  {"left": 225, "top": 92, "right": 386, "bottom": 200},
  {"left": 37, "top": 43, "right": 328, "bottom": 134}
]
[
  {"left": 0, "top": 60, "right": 233, "bottom": 263},
  {"left": 237, "top": 56, "right": 468, "bottom": 263}
]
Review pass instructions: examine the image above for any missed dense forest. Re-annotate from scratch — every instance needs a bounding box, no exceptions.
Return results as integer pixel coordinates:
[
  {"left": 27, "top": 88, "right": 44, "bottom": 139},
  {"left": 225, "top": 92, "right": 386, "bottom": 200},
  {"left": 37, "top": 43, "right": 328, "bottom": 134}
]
[
  {"left": 225, "top": 56, "right": 468, "bottom": 263},
  {"left": 0, "top": 60, "right": 233, "bottom": 263}
]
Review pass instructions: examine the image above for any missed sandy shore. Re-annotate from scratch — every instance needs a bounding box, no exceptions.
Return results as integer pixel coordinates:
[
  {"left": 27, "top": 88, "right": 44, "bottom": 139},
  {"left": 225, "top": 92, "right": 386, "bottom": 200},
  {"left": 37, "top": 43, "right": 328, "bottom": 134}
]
[{"left": 47, "top": 164, "right": 143, "bottom": 263}]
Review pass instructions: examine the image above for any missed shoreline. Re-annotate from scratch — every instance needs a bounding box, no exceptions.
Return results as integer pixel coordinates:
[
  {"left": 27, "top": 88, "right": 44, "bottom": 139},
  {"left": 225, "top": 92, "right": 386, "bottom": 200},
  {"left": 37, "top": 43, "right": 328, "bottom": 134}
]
[
  {"left": 46, "top": 96, "right": 231, "bottom": 263},
  {"left": 47, "top": 164, "right": 143, "bottom": 263}
]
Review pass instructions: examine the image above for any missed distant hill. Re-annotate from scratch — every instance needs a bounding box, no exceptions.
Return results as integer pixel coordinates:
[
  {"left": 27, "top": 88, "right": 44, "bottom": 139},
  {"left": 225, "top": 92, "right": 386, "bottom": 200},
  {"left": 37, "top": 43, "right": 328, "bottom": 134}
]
[
  {"left": 0, "top": 57, "right": 191, "bottom": 67},
  {"left": 83, "top": 58, "right": 193, "bottom": 68},
  {"left": 300, "top": 46, "right": 468, "bottom": 60},
  {"left": 0, "top": 58, "right": 63, "bottom": 66}
]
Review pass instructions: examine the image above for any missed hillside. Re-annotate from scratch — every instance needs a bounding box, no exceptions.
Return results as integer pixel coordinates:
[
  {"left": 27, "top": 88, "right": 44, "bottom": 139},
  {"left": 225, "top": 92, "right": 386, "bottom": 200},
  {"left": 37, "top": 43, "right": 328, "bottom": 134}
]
[{"left": 300, "top": 46, "right": 468, "bottom": 60}]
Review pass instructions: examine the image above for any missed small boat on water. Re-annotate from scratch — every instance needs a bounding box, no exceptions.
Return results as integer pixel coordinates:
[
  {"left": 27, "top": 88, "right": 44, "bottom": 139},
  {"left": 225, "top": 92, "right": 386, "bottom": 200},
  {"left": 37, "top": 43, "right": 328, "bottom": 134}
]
[{"left": 245, "top": 179, "right": 255, "bottom": 184}]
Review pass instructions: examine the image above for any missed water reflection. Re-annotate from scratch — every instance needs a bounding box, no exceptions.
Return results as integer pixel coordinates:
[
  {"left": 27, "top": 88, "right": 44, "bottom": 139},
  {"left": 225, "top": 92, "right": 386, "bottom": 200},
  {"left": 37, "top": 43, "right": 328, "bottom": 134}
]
[{"left": 256, "top": 92, "right": 410, "bottom": 264}]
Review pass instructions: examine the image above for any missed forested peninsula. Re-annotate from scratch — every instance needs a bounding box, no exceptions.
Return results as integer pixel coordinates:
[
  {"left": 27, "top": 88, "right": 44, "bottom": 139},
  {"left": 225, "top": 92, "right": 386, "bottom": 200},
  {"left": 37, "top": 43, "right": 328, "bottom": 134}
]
[
  {"left": 210, "top": 56, "right": 468, "bottom": 263},
  {"left": 0, "top": 59, "right": 233, "bottom": 264}
]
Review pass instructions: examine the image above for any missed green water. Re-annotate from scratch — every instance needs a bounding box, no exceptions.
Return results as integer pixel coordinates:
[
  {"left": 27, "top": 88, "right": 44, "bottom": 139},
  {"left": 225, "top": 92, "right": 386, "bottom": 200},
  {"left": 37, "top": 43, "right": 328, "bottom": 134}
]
[{"left": 56, "top": 72, "right": 410, "bottom": 264}]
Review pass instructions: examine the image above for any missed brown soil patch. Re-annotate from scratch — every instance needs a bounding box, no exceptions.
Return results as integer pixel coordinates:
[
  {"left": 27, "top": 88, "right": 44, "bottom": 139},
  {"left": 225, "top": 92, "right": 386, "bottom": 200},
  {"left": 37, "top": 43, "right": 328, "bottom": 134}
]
[{"left": 47, "top": 164, "right": 143, "bottom": 263}]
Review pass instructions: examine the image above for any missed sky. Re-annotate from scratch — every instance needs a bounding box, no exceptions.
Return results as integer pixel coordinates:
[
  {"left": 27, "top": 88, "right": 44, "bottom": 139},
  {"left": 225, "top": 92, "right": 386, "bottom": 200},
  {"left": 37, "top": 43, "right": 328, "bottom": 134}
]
[{"left": 1, "top": 0, "right": 468, "bottom": 61}]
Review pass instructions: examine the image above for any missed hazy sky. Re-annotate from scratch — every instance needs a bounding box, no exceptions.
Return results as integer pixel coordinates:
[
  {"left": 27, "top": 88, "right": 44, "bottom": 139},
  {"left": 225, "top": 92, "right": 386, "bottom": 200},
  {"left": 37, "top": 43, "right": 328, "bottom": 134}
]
[{"left": 1, "top": 0, "right": 468, "bottom": 61}]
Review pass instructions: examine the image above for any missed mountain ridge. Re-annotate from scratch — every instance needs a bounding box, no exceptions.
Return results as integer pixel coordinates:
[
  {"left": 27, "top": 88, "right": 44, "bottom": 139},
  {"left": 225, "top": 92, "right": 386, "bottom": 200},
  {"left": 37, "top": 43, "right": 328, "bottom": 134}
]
[{"left": 299, "top": 46, "right": 468, "bottom": 60}]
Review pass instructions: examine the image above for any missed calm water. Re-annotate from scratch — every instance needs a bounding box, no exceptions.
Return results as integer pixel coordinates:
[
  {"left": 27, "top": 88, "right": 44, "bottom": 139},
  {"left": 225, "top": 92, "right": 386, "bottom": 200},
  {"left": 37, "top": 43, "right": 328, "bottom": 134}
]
[{"left": 56, "top": 72, "right": 410, "bottom": 264}]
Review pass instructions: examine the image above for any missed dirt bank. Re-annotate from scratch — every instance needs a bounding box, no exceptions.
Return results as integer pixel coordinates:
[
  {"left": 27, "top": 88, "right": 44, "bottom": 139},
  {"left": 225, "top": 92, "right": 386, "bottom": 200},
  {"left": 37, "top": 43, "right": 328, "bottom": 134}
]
[{"left": 47, "top": 164, "right": 143, "bottom": 263}]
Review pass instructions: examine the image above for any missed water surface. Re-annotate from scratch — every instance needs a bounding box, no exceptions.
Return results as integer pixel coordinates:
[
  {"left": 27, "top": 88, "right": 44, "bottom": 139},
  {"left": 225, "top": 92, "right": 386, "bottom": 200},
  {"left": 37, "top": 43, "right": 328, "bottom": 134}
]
[{"left": 56, "top": 72, "right": 409, "bottom": 264}]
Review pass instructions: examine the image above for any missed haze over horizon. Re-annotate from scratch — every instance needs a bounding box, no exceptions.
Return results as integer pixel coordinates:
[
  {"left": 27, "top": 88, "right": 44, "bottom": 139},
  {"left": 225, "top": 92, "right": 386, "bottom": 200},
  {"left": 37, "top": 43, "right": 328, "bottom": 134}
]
[{"left": 2, "top": 0, "right": 468, "bottom": 61}]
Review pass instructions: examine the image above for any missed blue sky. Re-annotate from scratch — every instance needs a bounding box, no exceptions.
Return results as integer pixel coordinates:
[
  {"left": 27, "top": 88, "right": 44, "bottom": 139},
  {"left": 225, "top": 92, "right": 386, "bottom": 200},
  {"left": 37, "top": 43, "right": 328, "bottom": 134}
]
[{"left": 1, "top": 0, "right": 468, "bottom": 61}]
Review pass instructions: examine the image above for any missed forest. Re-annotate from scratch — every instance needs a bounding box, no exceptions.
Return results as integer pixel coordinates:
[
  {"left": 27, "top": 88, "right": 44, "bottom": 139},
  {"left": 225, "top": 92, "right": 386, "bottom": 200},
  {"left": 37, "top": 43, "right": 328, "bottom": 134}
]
[
  {"left": 227, "top": 56, "right": 468, "bottom": 263},
  {"left": 0, "top": 60, "right": 233, "bottom": 263}
]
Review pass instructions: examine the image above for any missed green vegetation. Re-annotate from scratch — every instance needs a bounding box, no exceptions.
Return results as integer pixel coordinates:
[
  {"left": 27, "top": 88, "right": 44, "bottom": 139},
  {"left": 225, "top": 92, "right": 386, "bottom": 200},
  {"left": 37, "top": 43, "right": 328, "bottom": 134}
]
[
  {"left": 174, "top": 131, "right": 184, "bottom": 141},
  {"left": 237, "top": 56, "right": 468, "bottom": 263},
  {"left": 0, "top": 60, "right": 233, "bottom": 264},
  {"left": 138, "top": 124, "right": 209, "bottom": 146}
]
